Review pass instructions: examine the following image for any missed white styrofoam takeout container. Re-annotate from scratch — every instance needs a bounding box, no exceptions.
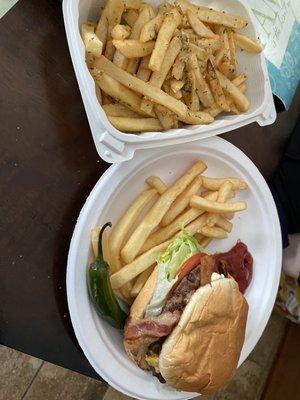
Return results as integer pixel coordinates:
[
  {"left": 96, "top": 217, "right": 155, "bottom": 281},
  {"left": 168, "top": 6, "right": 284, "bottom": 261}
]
[{"left": 63, "top": 0, "right": 276, "bottom": 163}]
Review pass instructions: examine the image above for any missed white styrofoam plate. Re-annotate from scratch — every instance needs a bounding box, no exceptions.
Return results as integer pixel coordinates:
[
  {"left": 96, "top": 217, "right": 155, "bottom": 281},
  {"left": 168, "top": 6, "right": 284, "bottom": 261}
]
[
  {"left": 63, "top": 0, "right": 276, "bottom": 163},
  {"left": 67, "top": 137, "right": 282, "bottom": 400}
]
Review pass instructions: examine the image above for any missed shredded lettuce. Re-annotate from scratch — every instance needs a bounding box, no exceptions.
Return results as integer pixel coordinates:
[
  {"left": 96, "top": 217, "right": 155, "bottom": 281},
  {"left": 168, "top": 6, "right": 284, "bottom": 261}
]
[{"left": 145, "top": 230, "right": 204, "bottom": 317}]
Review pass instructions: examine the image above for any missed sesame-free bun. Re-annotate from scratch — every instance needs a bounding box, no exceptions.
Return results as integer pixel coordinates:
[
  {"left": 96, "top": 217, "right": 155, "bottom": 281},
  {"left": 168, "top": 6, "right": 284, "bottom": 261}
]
[
  {"left": 124, "top": 267, "right": 158, "bottom": 369},
  {"left": 128, "top": 266, "right": 158, "bottom": 322},
  {"left": 159, "top": 277, "right": 248, "bottom": 394}
]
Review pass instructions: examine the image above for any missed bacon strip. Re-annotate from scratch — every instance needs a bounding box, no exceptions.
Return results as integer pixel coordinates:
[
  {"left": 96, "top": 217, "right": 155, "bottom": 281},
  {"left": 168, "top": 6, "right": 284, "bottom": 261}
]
[{"left": 124, "top": 312, "right": 179, "bottom": 340}]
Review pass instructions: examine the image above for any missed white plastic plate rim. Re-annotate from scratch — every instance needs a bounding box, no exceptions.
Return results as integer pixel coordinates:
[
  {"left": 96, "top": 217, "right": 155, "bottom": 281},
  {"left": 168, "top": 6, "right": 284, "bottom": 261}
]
[
  {"left": 67, "top": 136, "right": 282, "bottom": 400},
  {"left": 62, "top": 0, "right": 276, "bottom": 163}
]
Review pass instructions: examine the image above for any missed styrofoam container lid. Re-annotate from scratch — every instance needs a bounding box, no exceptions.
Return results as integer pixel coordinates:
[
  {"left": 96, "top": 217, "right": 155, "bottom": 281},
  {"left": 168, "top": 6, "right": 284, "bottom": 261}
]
[
  {"left": 67, "top": 137, "right": 282, "bottom": 399},
  {"left": 63, "top": 0, "right": 276, "bottom": 163}
]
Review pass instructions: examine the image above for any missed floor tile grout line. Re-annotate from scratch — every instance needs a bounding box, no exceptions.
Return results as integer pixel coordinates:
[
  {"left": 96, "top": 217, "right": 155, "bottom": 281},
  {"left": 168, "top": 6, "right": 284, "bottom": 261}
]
[{"left": 20, "top": 360, "right": 44, "bottom": 400}]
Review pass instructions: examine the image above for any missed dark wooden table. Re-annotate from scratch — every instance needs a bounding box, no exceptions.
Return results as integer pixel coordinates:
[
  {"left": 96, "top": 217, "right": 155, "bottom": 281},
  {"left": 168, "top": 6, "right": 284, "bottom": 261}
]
[{"left": 0, "top": 0, "right": 299, "bottom": 381}]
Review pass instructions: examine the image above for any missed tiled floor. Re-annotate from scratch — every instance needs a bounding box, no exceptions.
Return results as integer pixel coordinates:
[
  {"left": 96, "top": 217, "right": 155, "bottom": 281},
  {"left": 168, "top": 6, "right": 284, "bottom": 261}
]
[{"left": 0, "top": 312, "right": 287, "bottom": 400}]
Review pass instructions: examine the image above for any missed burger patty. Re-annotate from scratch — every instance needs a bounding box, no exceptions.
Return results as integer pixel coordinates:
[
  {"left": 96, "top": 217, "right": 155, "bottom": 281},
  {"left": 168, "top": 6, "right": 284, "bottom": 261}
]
[
  {"left": 124, "top": 255, "right": 216, "bottom": 342},
  {"left": 162, "top": 265, "right": 201, "bottom": 313}
]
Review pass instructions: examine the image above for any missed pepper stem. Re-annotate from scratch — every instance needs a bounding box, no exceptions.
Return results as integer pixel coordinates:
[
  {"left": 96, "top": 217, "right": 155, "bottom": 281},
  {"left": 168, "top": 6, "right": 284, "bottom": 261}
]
[{"left": 98, "top": 222, "right": 112, "bottom": 258}]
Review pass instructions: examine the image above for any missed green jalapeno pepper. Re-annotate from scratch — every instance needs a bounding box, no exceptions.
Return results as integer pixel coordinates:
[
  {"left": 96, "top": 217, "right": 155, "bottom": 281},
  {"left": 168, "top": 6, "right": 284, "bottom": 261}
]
[{"left": 87, "top": 222, "right": 127, "bottom": 329}]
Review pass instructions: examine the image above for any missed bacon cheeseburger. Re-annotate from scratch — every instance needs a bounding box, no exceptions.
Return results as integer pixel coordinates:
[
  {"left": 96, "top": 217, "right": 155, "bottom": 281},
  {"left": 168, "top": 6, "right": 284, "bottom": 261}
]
[{"left": 124, "top": 231, "right": 252, "bottom": 394}]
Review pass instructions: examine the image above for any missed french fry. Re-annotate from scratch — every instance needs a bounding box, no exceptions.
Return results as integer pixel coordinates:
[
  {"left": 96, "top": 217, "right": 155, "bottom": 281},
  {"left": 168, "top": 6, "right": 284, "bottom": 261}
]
[
  {"left": 186, "top": 69, "right": 200, "bottom": 112},
  {"left": 201, "top": 189, "right": 235, "bottom": 199},
  {"left": 105, "top": 39, "right": 119, "bottom": 63},
  {"left": 204, "top": 107, "right": 223, "bottom": 117},
  {"left": 189, "top": 43, "right": 211, "bottom": 61},
  {"left": 189, "top": 52, "right": 215, "bottom": 108},
  {"left": 149, "top": 8, "right": 182, "bottom": 71},
  {"left": 196, "top": 37, "right": 221, "bottom": 53},
  {"left": 228, "top": 101, "right": 240, "bottom": 115},
  {"left": 222, "top": 212, "right": 234, "bottom": 220},
  {"left": 215, "top": 216, "right": 232, "bottom": 233},
  {"left": 186, "top": 9, "right": 216, "bottom": 38},
  {"left": 206, "top": 59, "right": 230, "bottom": 112},
  {"left": 216, "top": 26, "right": 234, "bottom": 78},
  {"left": 228, "top": 29, "right": 236, "bottom": 75},
  {"left": 180, "top": 110, "right": 214, "bottom": 125},
  {"left": 179, "top": 14, "right": 190, "bottom": 28},
  {"left": 140, "top": 191, "right": 218, "bottom": 253},
  {"left": 140, "top": 2, "right": 172, "bottom": 42},
  {"left": 140, "top": 36, "right": 182, "bottom": 114},
  {"left": 121, "top": 160, "right": 207, "bottom": 263},
  {"left": 146, "top": 176, "right": 167, "bottom": 194},
  {"left": 122, "top": 9, "right": 138, "bottom": 27},
  {"left": 130, "top": 265, "right": 155, "bottom": 298},
  {"left": 154, "top": 104, "right": 178, "bottom": 130},
  {"left": 187, "top": 3, "right": 248, "bottom": 29},
  {"left": 199, "top": 236, "right": 213, "bottom": 248},
  {"left": 95, "top": 4, "right": 109, "bottom": 46},
  {"left": 231, "top": 73, "right": 247, "bottom": 87},
  {"left": 95, "top": 56, "right": 187, "bottom": 118},
  {"left": 140, "top": 13, "right": 164, "bottom": 42},
  {"left": 111, "top": 240, "right": 172, "bottom": 289},
  {"left": 180, "top": 28, "right": 201, "bottom": 45},
  {"left": 81, "top": 23, "right": 103, "bottom": 66},
  {"left": 170, "top": 79, "right": 184, "bottom": 93},
  {"left": 172, "top": 52, "right": 187, "bottom": 80},
  {"left": 239, "top": 83, "right": 246, "bottom": 93},
  {"left": 216, "top": 70, "right": 250, "bottom": 112},
  {"left": 190, "top": 195, "right": 247, "bottom": 213},
  {"left": 93, "top": 71, "right": 155, "bottom": 117},
  {"left": 124, "top": 0, "right": 141, "bottom": 9},
  {"left": 114, "top": 6, "right": 151, "bottom": 69},
  {"left": 113, "top": 40, "right": 155, "bottom": 58},
  {"left": 126, "top": 4, "right": 156, "bottom": 74},
  {"left": 211, "top": 180, "right": 233, "bottom": 203},
  {"left": 103, "top": 0, "right": 125, "bottom": 60},
  {"left": 136, "top": 55, "right": 152, "bottom": 82},
  {"left": 184, "top": 213, "right": 207, "bottom": 234},
  {"left": 200, "top": 225, "right": 228, "bottom": 239},
  {"left": 202, "top": 176, "right": 248, "bottom": 190},
  {"left": 161, "top": 176, "right": 202, "bottom": 226},
  {"left": 112, "top": 50, "right": 129, "bottom": 69},
  {"left": 109, "top": 188, "right": 158, "bottom": 273},
  {"left": 170, "top": 88, "right": 183, "bottom": 100},
  {"left": 206, "top": 181, "right": 233, "bottom": 227},
  {"left": 234, "top": 33, "right": 263, "bottom": 53},
  {"left": 214, "top": 46, "right": 226, "bottom": 67},
  {"left": 102, "top": 103, "right": 142, "bottom": 118},
  {"left": 174, "top": 0, "right": 191, "bottom": 14},
  {"left": 111, "top": 24, "right": 131, "bottom": 40},
  {"left": 131, "top": 6, "right": 156, "bottom": 38},
  {"left": 108, "top": 116, "right": 163, "bottom": 132}
]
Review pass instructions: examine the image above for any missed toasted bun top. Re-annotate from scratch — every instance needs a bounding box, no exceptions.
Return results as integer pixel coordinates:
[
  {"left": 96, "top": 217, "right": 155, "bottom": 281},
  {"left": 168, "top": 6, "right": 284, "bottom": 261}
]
[{"left": 159, "top": 277, "right": 248, "bottom": 395}]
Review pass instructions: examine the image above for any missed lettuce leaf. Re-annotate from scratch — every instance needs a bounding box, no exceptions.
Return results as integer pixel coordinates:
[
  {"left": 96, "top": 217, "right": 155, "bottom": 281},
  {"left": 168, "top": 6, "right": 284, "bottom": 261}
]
[{"left": 145, "top": 230, "right": 204, "bottom": 317}]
